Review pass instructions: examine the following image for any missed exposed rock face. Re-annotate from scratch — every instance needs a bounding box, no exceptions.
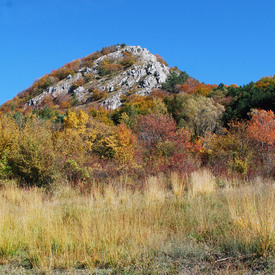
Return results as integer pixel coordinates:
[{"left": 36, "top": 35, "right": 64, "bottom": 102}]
[{"left": 27, "top": 46, "right": 170, "bottom": 109}]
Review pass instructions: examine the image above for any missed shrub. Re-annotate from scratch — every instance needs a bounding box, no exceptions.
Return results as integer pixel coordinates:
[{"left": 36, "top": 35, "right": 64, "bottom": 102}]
[
  {"left": 0, "top": 115, "right": 19, "bottom": 156},
  {"left": 89, "top": 89, "right": 107, "bottom": 101},
  {"left": 255, "top": 75, "right": 275, "bottom": 89},
  {"left": 63, "top": 59, "right": 81, "bottom": 72},
  {"left": 37, "top": 105, "right": 55, "bottom": 120},
  {"left": 41, "top": 94, "right": 55, "bottom": 108},
  {"left": 101, "top": 45, "right": 118, "bottom": 55},
  {"left": 134, "top": 114, "right": 186, "bottom": 153},
  {"left": 247, "top": 109, "right": 275, "bottom": 174},
  {"left": 64, "top": 110, "right": 88, "bottom": 130},
  {"left": 71, "top": 78, "right": 85, "bottom": 91},
  {"left": 49, "top": 67, "right": 75, "bottom": 80},
  {"left": 0, "top": 153, "right": 12, "bottom": 179},
  {"left": 90, "top": 107, "right": 113, "bottom": 125},
  {"left": 91, "top": 129, "right": 118, "bottom": 159},
  {"left": 203, "top": 121, "right": 255, "bottom": 176},
  {"left": 81, "top": 51, "right": 102, "bottom": 67},
  {"left": 9, "top": 118, "right": 59, "bottom": 186},
  {"left": 33, "top": 75, "right": 57, "bottom": 95},
  {"left": 84, "top": 73, "right": 94, "bottom": 83},
  {"left": 13, "top": 112, "right": 24, "bottom": 127},
  {"left": 120, "top": 52, "right": 136, "bottom": 68},
  {"left": 180, "top": 77, "right": 201, "bottom": 94},
  {"left": 98, "top": 58, "right": 123, "bottom": 76},
  {"left": 56, "top": 93, "right": 72, "bottom": 110},
  {"left": 165, "top": 94, "right": 224, "bottom": 137},
  {"left": 63, "top": 159, "right": 88, "bottom": 183},
  {"left": 194, "top": 83, "right": 217, "bottom": 96},
  {"left": 155, "top": 54, "right": 168, "bottom": 66}
]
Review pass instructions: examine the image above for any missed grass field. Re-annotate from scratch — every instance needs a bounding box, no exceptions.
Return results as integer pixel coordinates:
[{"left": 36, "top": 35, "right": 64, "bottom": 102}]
[{"left": 0, "top": 171, "right": 274, "bottom": 274}]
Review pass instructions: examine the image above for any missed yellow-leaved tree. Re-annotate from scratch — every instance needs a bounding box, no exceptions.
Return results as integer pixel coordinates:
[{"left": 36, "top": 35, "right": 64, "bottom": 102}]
[
  {"left": 64, "top": 110, "right": 88, "bottom": 131},
  {"left": 54, "top": 110, "right": 93, "bottom": 159},
  {"left": 0, "top": 115, "right": 19, "bottom": 178},
  {"left": 9, "top": 117, "right": 59, "bottom": 186},
  {"left": 115, "top": 124, "right": 137, "bottom": 166}
]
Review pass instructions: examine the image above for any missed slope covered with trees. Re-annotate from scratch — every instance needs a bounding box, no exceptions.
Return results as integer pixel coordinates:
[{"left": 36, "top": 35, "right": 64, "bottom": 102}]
[{"left": 0, "top": 44, "right": 274, "bottom": 184}]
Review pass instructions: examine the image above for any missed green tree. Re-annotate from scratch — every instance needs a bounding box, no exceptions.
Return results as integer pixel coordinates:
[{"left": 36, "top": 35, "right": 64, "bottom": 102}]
[
  {"left": 162, "top": 71, "right": 189, "bottom": 93},
  {"left": 165, "top": 94, "right": 224, "bottom": 137},
  {"left": 222, "top": 82, "right": 275, "bottom": 125},
  {"left": 38, "top": 105, "right": 54, "bottom": 120}
]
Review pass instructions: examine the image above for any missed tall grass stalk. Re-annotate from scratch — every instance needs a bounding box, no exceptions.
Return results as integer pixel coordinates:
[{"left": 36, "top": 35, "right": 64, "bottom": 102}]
[
  {"left": 226, "top": 184, "right": 275, "bottom": 255},
  {"left": 170, "top": 171, "right": 186, "bottom": 196},
  {"left": 188, "top": 169, "right": 216, "bottom": 198}
]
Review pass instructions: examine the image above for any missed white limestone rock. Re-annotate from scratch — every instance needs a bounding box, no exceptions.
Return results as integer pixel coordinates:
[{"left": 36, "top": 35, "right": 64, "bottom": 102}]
[{"left": 27, "top": 46, "right": 170, "bottom": 109}]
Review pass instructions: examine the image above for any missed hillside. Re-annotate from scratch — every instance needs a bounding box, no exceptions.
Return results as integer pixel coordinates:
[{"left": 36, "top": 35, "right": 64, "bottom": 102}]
[
  {"left": 29, "top": 45, "right": 170, "bottom": 109},
  {"left": 1, "top": 44, "right": 274, "bottom": 122},
  {"left": 2, "top": 45, "right": 171, "bottom": 112}
]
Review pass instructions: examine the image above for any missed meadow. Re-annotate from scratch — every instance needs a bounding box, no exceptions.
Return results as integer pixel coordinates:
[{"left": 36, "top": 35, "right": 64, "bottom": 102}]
[{"left": 0, "top": 170, "right": 274, "bottom": 274}]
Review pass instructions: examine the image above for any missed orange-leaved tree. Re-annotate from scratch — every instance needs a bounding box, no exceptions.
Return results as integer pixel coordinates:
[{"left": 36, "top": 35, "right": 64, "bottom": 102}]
[
  {"left": 247, "top": 109, "right": 275, "bottom": 147},
  {"left": 255, "top": 75, "right": 275, "bottom": 89},
  {"left": 247, "top": 109, "right": 275, "bottom": 173}
]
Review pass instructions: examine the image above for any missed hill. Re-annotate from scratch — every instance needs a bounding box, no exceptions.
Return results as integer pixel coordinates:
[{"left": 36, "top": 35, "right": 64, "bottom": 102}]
[
  {"left": 0, "top": 44, "right": 273, "bottom": 183},
  {"left": 2, "top": 45, "right": 171, "bottom": 112},
  {"left": 1, "top": 44, "right": 274, "bottom": 124}
]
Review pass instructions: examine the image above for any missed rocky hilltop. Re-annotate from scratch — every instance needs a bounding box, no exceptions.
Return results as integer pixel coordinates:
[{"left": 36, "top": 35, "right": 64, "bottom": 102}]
[{"left": 27, "top": 45, "right": 170, "bottom": 110}]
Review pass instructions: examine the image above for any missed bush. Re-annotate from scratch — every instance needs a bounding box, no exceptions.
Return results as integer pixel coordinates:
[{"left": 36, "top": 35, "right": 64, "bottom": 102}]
[
  {"left": 33, "top": 75, "right": 57, "bottom": 95},
  {"left": 81, "top": 51, "right": 103, "bottom": 67},
  {"left": 134, "top": 114, "right": 183, "bottom": 152},
  {"left": 0, "top": 153, "right": 12, "bottom": 179},
  {"left": 9, "top": 118, "right": 59, "bottom": 186},
  {"left": 98, "top": 58, "right": 123, "bottom": 76},
  {"left": 71, "top": 78, "right": 85, "bottom": 91},
  {"left": 50, "top": 67, "right": 75, "bottom": 80},
  {"left": 120, "top": 52, "right": 136, "bottom": 68},
  {"left": 63, "top": 159, "right": 88, "bottom": 183},
  {"left": 37, "top": 105, "right": 55, "bottom": 120},
  {"left": 155, "top": 54, "right": 168, "bottom": 66},
  {"left": 89, "top": 89, "right": 107, "bottom": 101},
  {"left": 203, "top": 121, "right": 255, "bottom": 176}
]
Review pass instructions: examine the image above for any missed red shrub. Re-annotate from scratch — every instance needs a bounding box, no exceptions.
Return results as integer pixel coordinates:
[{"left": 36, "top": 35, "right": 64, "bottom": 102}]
[
  {"left": 134, "top": 114, "right": 178, "bottom": 149},
  {"left": 134, "top": 114, "right": 191, "bottom": 153}
]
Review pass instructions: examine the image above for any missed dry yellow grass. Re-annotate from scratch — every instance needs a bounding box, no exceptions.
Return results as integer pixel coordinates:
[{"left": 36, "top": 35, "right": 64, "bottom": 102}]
[
  {"left": 0, "top": 181, "right": 170, "bottom": 271},
  {"left": 188, "top": 169, "right": 216, "bottom": 198},
  {"left": 170, "top": 171, "right": 186, "bottom": 196},
  {"left": 226, "top": 184, "right": 275, "bottom": 254},
  {"left": 144, "top": 176, "right": 166, "bottom": 203},
  {"left": 0, "top": 173, "right": 274, "bottom": 273}
]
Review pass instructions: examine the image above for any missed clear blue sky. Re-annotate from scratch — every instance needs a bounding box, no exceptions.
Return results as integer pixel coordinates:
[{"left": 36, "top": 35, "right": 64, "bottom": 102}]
[{"left": 1, "top": 0, "right": 275, "bottom": 105}]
